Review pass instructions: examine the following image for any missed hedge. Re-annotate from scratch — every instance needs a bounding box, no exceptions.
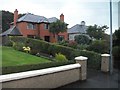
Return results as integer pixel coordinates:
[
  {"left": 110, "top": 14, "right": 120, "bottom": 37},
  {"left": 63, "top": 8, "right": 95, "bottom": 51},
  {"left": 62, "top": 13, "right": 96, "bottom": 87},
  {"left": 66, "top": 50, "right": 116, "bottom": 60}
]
[
  {"left": 2, "top": 61, "right": 75, "bottom": 75},
  {"left": 75, "top": 50, "right": 101, "bottom": 69},
  {"left": 9, "top": 36, "right": 101, "bottom": 70},
  {"left": 113, "top": 46, "right": 120, "bottom": 69}
]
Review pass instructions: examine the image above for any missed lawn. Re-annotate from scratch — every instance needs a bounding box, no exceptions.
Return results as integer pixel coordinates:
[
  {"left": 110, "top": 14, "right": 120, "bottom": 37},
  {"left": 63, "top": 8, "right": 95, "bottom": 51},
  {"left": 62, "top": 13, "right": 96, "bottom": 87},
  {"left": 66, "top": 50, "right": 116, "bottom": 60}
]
[{"left": 1, "top": 46, "right": 51, "bottom": 67}]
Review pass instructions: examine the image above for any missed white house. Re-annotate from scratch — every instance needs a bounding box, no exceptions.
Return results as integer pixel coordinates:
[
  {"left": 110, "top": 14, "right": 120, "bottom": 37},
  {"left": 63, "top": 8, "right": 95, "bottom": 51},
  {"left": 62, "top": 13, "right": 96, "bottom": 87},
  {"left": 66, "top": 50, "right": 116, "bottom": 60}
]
[{"left": 68, "top": 21, "right": 90, "bottom": 41}]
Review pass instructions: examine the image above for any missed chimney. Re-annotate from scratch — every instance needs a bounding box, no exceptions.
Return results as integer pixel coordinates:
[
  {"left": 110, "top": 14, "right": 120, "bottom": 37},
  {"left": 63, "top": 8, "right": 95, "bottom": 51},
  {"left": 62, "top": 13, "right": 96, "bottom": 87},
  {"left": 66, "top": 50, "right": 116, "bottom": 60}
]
[
  {"left": 81, "top": 21, "right": 85, "bottom": 26},
  {"left": 14, "top": 9, "right": 18, "bottom": 26},
  {"left": 60, "top": 13, "right": 64, "bottom": 22}
]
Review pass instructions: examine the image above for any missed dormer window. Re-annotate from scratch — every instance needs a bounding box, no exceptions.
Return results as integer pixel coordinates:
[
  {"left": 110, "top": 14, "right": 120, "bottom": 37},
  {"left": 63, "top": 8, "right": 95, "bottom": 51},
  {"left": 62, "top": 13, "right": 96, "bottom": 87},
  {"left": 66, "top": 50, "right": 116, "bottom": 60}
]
[{"left": 27, "top": 23, "right": 36, "bottom": 30}]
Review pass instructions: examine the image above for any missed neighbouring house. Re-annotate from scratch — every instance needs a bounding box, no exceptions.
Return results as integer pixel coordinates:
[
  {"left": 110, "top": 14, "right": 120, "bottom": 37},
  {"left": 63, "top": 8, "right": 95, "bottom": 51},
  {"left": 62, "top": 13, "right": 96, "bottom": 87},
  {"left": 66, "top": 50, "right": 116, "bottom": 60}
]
[
  {"left": 1, "top": 9, "right": 68, "bottom": 43},
  {"left": 0, "top": 26, "right": 22, "bottom": 45},
  {"left": 68, "top": 21, "right": 90, "bottom": 41}
]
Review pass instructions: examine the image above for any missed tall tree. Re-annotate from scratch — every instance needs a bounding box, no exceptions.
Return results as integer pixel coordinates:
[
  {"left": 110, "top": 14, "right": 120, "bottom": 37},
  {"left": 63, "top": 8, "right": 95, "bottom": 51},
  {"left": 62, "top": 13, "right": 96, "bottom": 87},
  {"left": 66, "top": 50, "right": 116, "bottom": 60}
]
[
  {"left": 75, "top": 35, "right": 91, "bottom": 45},
  {"left": 2, "top": 10, "right": 14, "bottom": 33},
  {"left": 1, "top": 10, "right": 25, "bottom": 33},
  {"left": 113, "top": 27, "right": 120, "bottom": 46},
  {"left": 87, "top": 24, "right": 108, "bottom": 40},
  {"left": 49, "top": 20, "right": 67, "bottom": 42}
]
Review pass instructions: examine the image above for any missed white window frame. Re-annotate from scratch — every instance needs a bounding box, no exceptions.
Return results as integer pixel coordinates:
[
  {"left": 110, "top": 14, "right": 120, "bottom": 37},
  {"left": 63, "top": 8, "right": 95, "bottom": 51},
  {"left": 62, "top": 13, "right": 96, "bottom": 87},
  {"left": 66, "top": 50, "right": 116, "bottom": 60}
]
[
  {"left": 44, "top": 23, "right": 49, "bottom": 30},
  {"left": 27, "top": 23, "right": 36, "bottom": 30}
]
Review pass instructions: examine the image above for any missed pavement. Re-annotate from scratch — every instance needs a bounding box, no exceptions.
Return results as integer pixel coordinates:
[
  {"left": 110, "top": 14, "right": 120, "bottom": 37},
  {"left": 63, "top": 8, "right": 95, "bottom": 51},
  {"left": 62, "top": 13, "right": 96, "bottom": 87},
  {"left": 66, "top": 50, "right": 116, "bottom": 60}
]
[{"left": 54, "top": 69, "right": 119, "bottom": 89}]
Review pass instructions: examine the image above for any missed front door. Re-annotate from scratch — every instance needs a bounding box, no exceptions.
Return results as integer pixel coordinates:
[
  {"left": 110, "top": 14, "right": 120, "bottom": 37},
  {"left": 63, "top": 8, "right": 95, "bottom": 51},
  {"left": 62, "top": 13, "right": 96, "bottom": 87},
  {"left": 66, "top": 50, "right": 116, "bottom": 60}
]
[{"left": 44, "top": 36, "right": 50, "bottom": 42}]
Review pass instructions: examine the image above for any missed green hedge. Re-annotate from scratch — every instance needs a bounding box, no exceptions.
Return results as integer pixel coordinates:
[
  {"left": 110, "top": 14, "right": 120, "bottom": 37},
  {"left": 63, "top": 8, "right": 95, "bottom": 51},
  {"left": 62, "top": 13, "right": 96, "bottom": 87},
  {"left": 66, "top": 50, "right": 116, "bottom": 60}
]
[
  {"left": 2, "top": 61, "right": 75, "bottom": 75},
  {"left": 87, "top": 40, "right": 109, "bottom": 54},
  {"left": 113, "top": 46, "right": 120, "bottom": 69},
  {"left": 9, "top": 36, "right": 101, "bottom": 70},
  {"left": 10, "top": 36, "right": 76, "bottom": 59},
  {"left": 75, "top": 50, "right": 101, "bottom": 69}
]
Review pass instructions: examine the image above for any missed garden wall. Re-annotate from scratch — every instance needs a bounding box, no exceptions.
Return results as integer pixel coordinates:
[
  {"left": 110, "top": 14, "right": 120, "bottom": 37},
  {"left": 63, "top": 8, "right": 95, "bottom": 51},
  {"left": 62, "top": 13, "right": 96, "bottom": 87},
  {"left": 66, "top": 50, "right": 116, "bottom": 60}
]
[{"left": 1, "top": 64, "right": 81, "bottom": 88}]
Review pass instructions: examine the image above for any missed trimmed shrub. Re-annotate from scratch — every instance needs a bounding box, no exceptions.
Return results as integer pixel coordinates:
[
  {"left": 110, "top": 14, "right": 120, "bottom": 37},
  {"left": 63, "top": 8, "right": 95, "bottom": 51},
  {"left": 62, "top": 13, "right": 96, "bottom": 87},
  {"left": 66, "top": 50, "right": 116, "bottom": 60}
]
[
  {"left": 13, "top": 42, "right": 25, "bottom": 51},
  {"left": 76, "top": 50, "right": 101, "bottom": 69},
  {"left": 10, "top": 36, "right": 27, "bottom": 43},
  {"left": 76, "top": 44, "right": 88, "bottom": 50},
  {"left": 113, "top": 46, "right": 120, "bottom": 58},
  {"left": 26, "top": 39, "right": 42, "bottom": 55},
  {"left": 68, "top": 41, "right": 78, "bottom": 49},
  {"left": 55, "top": 53, "right": 68, "bottom": 61},
  {"left": 113, "top": 46, "right": 120, "bottom": 69},
  {"left": 8, "top": 36, "right": 101, "bottom": 70},
  {"left": 4, "top": 40, "right": 13, "bottom": 47},
  {"left": 58, "top": 40, "right": 69, "bottom": 46},
  {"left": 87, "top": 40, "right": 109, "bottom": 53},
  {"left": 2, "top": 60, "right": 75, "bottom": 75}
]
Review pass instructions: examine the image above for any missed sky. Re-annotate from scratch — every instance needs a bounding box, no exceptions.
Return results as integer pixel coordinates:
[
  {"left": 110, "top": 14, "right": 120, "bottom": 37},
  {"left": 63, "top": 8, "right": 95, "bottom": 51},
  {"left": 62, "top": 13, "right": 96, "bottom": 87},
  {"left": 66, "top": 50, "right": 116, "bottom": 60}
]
[{"left": 0, "top": 0, "right": 119, "bottom": 34}]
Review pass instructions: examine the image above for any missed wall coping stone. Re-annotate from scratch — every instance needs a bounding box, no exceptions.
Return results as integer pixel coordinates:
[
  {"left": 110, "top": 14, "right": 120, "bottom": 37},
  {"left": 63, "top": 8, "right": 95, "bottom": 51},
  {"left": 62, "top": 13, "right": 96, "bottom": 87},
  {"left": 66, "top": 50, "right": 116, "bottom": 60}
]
[
  {"left": 0, "top": 63, "right": 81, "bottom": 83},
  {"left": 101, "top": 54, "right": 110, "bottom": 57},
  {"left": 75, "top": 56, "right": 88, "bottom": 61}
]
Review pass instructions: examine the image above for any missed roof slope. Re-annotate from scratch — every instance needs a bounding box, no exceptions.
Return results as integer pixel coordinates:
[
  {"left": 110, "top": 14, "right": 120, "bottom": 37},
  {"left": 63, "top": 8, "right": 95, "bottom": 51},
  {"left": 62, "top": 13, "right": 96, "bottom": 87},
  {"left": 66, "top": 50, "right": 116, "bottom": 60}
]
[
  {"left": 68, "top": 24, "right": 87, "bottom": 34},
  {"left": 48, "top": 17, "right": 58, "bottom": 23},
  {"left": 17, "top": 13, "right": 49, "bottom": 23},
  {"left": 0, "top": 26, "right": 22, "bottom": 36}
]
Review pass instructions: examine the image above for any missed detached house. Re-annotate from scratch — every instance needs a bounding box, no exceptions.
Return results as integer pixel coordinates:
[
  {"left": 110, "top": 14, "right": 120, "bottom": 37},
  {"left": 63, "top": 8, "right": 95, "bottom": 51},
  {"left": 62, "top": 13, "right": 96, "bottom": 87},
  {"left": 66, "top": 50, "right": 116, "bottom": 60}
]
[
  {"left": 2, "top": 9, "right": 68, "bottom": 43},
  {"left": 68, "top": 21, "right": 90, "bottom": 41}
]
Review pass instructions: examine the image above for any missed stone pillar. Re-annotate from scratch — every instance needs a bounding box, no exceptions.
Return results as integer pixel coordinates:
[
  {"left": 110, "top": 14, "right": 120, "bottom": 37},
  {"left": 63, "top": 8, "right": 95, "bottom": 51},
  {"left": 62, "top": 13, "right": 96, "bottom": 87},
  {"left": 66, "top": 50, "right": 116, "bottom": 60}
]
[
  {"left": 101, "top": 54, "right": 110, "bottom": 72},
  {"left": 75, "top": 56, "right": 88, "bottom": 80}
]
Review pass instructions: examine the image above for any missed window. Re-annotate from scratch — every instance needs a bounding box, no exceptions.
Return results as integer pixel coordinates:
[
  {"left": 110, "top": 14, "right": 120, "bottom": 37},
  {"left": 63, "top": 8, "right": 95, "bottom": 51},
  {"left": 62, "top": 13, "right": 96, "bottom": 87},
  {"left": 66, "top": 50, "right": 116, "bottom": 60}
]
[
  {"left": 44, "top": 36, "right": 50, "bottom": 42},
  {"left": 58, "top": 35, "right": 64, "bottom": 41},
  {"left": 44, "top": 23, "right": 49, "bottom": 30},
  {"left": 27, "top": 23, "right": 36, "bottom": 30},
  {"left": 69, "top": 34, "right": 74, "bottom": 40}
]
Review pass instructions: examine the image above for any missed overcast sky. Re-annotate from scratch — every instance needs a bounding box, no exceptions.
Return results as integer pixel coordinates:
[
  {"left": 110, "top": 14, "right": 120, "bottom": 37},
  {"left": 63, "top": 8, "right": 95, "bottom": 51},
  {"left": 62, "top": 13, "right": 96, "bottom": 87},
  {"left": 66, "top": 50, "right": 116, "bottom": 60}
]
[{"left": 0, "top": 0, "right": 119, "bottom": 34}]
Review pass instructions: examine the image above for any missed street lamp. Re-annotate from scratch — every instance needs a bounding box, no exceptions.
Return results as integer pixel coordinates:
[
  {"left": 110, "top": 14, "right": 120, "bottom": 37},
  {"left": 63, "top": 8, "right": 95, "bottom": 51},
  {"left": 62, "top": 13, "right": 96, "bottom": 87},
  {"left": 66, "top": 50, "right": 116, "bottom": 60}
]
[{"left": 110, "top": 0, "right": 113, "bottom": 74}]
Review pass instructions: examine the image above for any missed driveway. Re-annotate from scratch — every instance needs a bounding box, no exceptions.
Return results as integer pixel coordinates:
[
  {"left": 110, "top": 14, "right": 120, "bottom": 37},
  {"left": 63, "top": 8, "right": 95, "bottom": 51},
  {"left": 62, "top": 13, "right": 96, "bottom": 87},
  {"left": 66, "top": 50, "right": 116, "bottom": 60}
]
[{"left": 54, "top": 69, "right": 119, "bottom": 89}]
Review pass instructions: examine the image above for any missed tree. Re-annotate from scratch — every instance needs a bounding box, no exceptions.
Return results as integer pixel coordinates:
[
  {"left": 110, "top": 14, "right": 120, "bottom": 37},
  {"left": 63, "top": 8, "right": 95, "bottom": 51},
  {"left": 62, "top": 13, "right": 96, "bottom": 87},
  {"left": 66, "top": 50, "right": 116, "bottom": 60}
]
[
  {"left": 75, "top": 34, "right": 91, "bottom": 45},
  {"left": 1, "top": 10, "right": 25, "bottom": 33},
  {"left": 112, "top": 27, "right": 120, "bottom": 69},
  {"left": 87, "top": 24, "right": 109, "bottom": 40},
  {"left": 87, "top": 40, "right": 109, "bottom": 53},
  {"left": 49, "top": 20, "right": 67, "bottom": 42},
  {"left": 113, "top": 27, "right": 120, "bottom": 46},
  {"left": 2, "top": 10, "right": 14, "bottom": 33}
]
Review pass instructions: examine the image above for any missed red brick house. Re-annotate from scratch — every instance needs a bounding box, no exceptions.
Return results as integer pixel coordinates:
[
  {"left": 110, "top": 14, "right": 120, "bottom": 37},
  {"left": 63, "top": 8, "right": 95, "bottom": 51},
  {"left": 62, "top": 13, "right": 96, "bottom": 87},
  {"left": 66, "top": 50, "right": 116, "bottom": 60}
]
[{"left": 10, "top": 9, "right": 68, "bottom": 42}]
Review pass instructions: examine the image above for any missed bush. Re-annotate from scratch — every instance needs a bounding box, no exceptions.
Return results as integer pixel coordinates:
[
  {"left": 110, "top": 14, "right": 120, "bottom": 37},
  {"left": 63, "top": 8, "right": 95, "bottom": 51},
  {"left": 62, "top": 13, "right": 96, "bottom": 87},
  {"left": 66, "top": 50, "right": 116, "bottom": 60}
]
[
  {"left": 10, "top": 36, "right": 27, "bottom": 43},
  {"left": 4, "top": 40, "right": 13, "bottom": 47},
  {"left": 55, "top": 53, "right": 68, "bottom": 61},
  {"left": 76, "top": 44, "right": 88, "bottom": 50},
  {"left": 8, "top": 36, "right": 101, "bottom": 70},
  {"left": 13, "top": 42, "right": 25, "bottom": 51},
  {"left": 68, "top": 41, "right": 78, "bottom": 49},
  {"left": 75, "top": 34, "right": 91, "bottom": 45},
  {"left": 58, "top": 40, "right": 69, "bottom": 46},
  {"left": 2, "top": 60, "right": 75, "bottom": 75},
  {"left": 113, "top": 46, "right": 120, "bottom": 69},
  {"left": 76, "top": 50, "right": 101, "bottom": 69},
  {"left": 87, "top": 40, "right": 109, "bottom": 53},
  {"left": 113, "top": 46, "right": 120, "bottom": 58}
]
